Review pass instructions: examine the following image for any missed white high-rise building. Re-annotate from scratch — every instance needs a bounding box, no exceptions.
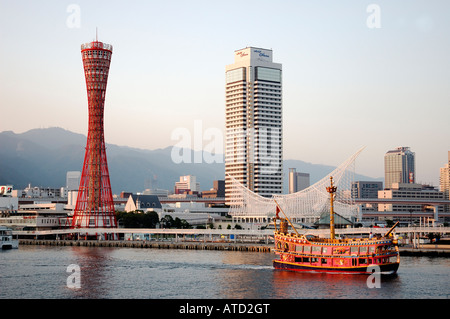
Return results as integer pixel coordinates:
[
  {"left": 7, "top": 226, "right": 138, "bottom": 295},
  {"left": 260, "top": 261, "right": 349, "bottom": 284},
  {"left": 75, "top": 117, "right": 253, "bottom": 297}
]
[
  {"left": 66, "top": 171, "right": 81, "bottom": 191},
  {"left": 440, "top": 151, "right": 450, "bottom": 211},
  {"left": 225, "top": 47, "right": 283, "bottom": 203}
]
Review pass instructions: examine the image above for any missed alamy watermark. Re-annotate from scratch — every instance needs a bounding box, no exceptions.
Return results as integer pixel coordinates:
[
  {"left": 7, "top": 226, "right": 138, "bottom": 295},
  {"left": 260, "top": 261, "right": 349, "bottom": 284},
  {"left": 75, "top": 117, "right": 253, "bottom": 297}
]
[
  {"left": 66, "top": 264, "right": 81, "bottom": 289},
  {"left": 66, "top": 4, "right": 81, "bottom": 29},
  {"left": 366, "top": 265, "right": 381, "bottom": 289},
  {"left": 366, "top": 4, "right": 381, "bottom": 29}
]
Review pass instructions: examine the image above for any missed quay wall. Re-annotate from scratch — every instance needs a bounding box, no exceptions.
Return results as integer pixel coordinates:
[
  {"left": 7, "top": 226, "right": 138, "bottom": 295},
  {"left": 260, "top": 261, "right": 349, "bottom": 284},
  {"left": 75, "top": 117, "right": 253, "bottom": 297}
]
[
  {"left": 18, "top": 239, "right": 272, "bottom": 253},
  {"left": 18, "top": 240, "right": 450, "bottom": 256}
]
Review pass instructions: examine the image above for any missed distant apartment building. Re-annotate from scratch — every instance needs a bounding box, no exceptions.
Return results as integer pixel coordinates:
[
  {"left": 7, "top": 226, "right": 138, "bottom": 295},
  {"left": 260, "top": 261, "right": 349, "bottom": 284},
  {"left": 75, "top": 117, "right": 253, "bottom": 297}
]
[
  {"left": 142, "top": 188, "right": 170, "bottom": 197},
  {"left": 440, "top": 151, "right": 450, "bottom": 211},
  {"left": 14, "top": 184, "right": 63, "bottom": 198},
  {"left": 174, "top": 175, "right": 200, "bottom": 194},
  {"left": 225, "top": 47, "right": 283, "bottom": 203},
  {"left": 66, "top": 171, "right": 81, "bottom": 191},
  {"left": 202, "top": 180, "right": 225, "bottom": 198},
  {"left": 288, "top": 168, "right": 310, "bottom": 193},
  {"left": 384, "top": 147, "right": 415, "bottom": 189}
]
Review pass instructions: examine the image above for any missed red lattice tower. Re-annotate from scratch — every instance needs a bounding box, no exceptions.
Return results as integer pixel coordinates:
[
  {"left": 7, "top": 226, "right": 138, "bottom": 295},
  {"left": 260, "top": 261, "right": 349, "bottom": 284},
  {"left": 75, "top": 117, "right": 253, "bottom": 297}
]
[{"left": 72, "top": 39, "right": 117, "bottom": 229}]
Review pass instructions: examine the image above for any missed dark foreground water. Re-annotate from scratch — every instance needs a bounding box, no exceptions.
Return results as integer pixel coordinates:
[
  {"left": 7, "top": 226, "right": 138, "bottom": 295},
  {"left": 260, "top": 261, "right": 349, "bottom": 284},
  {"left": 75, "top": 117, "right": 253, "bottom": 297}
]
[{"left": 0, "top": 245, "right": 449, "bottom": 299}]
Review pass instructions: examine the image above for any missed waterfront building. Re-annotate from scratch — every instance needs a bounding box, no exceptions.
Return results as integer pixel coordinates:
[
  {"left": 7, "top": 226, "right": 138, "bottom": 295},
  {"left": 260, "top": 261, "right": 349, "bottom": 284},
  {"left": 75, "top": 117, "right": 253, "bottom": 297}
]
[
  {"left": 375, "top": 182, "right": 446, "bottom": 223},
  {"left": 225, "top": 47, "right": 283, "bottom": 203},
  {"left": 158, "top": 201, "right": 227, "bottom": 226},
  {"left": 288, "top": 168, "right": 310, "bottom": 193},
  {"left": 440, "top": 151, "right": 450, "bottom": 212},
  {"left": 0, "top": 203, "right": 70, "bottom": 231},
  {"left": 384, "top": 147, "right": 415, "bottom": 189}
]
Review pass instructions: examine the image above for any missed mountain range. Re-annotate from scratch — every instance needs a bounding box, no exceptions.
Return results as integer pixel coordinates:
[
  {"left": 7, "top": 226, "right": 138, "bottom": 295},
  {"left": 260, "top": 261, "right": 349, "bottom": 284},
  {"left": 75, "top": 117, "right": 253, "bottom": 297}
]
[{"left": 0, "top": 127, "right": 380, "bottom": 194}]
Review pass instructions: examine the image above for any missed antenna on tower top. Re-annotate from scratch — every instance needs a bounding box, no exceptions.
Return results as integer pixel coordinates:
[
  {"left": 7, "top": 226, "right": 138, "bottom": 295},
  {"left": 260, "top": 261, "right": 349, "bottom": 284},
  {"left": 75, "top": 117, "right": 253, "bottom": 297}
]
[{"left": 96, "top": 27, "right": 98, "bottom": 41}]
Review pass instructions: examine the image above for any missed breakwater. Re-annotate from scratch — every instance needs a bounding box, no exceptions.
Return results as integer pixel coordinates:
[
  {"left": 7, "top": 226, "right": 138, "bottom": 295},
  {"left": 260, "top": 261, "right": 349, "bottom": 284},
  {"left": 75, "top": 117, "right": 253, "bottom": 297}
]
[{"left": 18, "top": 239, "right": 272, "bottom": 253}]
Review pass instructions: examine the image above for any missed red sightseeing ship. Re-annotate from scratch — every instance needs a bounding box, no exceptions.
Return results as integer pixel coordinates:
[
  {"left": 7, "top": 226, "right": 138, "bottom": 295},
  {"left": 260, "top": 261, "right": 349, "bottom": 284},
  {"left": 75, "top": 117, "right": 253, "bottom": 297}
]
[{"left": 273, "top": 177, "right": 400, "bottom": 274}]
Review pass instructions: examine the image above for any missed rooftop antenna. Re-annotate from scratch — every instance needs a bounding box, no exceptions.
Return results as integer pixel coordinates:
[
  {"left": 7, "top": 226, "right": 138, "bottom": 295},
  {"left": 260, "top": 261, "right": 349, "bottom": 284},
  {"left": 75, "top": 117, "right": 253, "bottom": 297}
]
[{"left": 96, "top": 27, "right": 98, "bottom": 42}]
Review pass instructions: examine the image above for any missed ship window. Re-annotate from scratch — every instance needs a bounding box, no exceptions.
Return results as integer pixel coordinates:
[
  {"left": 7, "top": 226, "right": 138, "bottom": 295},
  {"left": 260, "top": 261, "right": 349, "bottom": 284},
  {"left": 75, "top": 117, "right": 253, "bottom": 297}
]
[
  {"left": 295, "top": 245, "right": 303, "bottom": 253},
  {"left": 359, "top": 258, "right": 368, "bottom": 264},
  {"left": 295, "top": 256, "right": 302, "bottom": 263},
  {"left": 303, "top": 246, "right": 311, "bottom": 254},
  {"left": 311, "top": 257, "right": 318, "bottom": 263},
  {"left": 351, "top": 246, "right": 359, "bottom": 254},
  {"left": 311, "top": 246, "right": 321, "bottom": 253},
  {"left": 321, "top": 258, "right": 327, "bottom": 264},
  {"left": 369, "top": 246, "right": 375, "bottom": 253}
]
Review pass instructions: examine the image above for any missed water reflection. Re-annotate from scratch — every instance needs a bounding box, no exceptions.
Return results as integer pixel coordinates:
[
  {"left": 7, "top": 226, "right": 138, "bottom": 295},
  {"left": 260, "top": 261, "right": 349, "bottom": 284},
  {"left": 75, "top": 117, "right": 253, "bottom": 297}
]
[
  {"left": 3, "top": 246, "right": 446, "bottom": 299},
  {"left": 271, "top": 269, "right": 402, "bottom": 299},
  {"left": 66, "top": 246, "right": 114, "bottom": 298}
]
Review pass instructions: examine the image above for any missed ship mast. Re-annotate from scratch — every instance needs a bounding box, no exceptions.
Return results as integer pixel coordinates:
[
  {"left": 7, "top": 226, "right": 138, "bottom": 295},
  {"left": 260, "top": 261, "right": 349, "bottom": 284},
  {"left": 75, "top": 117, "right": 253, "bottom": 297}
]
[{"left": 326, "top": 176, "right": 337, "bottom": 239}]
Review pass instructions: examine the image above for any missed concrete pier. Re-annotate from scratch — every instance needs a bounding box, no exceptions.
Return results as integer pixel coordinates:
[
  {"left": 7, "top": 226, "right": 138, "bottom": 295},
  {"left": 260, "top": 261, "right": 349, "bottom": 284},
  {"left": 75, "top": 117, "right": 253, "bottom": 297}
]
[{"left": 18, "top": 239, "right": 273, "bottom": 253}]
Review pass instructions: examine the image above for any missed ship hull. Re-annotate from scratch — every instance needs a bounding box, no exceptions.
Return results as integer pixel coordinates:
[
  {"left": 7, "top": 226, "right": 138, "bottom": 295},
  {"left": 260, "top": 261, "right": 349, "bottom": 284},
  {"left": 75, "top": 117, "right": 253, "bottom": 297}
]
[{"left": 273, "top": 259, "right": 399, "bottom": 275}]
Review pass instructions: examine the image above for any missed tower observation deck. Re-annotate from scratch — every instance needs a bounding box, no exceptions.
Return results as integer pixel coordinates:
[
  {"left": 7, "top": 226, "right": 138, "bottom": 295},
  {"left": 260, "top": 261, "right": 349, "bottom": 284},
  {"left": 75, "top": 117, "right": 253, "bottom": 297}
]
[{"left": 72, "top": 39, "right": 117, "bottom": 229}]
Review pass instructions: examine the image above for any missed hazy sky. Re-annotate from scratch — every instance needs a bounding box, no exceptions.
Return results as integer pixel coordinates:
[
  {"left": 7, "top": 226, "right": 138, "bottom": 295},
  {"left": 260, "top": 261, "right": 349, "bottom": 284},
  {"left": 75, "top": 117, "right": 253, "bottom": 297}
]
[{"left": 0, "top": 0, "right": 449, "bottom": 185}]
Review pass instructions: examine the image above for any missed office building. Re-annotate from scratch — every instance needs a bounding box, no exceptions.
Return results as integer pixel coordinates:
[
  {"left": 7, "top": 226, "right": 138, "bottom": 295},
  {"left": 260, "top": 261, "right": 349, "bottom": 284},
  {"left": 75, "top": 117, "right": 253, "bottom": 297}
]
[
  {"left": 378, "top": 183, "right": 444, "bottom": 213},
  {"left": 225, "top": 47, "right": 283, "bottom": 203},
  {"left": 351, "top": 181, "right": 383, "bottom": 212},
  {"left": 289, "top": 168, "right": 310, "bottom": 193},
  {"left": 202, "top": 180, "right": 225, "bottom": 198},
  {"left": 351, "top": 181, "right": 383, "bottom": 198},
  {"left": 384, "top": 147, "right": 415, "bottom": 189}
]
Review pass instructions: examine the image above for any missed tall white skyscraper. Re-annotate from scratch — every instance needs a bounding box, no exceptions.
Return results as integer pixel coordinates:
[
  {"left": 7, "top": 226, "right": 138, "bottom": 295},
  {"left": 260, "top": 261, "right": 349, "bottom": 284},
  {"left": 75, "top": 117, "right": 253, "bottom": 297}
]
[{"left": 225, "top": 47, "right": 283, "bottom": 203}]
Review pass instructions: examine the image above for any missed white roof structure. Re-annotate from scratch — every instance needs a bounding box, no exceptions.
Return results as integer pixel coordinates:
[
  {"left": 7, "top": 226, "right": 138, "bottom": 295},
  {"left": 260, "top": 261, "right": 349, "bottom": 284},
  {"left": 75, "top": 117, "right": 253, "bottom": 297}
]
[{"left": 228, "top": 148, "right": 365, "bottom": 220}]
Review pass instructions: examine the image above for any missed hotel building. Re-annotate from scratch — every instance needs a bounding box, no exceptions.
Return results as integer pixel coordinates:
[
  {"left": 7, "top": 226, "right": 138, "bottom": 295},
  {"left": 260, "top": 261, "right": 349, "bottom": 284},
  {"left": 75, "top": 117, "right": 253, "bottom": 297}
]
[{"left": 225, "top": 47, "right": 283, "bottom": 203}]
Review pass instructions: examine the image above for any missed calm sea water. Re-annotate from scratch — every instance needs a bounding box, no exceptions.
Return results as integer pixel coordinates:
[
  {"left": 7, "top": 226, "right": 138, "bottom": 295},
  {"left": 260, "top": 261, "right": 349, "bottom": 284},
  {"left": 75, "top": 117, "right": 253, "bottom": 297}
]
[{"left": 0, "top": 245, "right": 449, "bottom": 299}]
